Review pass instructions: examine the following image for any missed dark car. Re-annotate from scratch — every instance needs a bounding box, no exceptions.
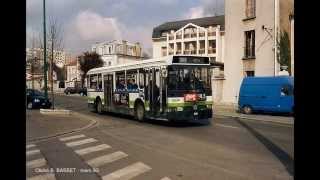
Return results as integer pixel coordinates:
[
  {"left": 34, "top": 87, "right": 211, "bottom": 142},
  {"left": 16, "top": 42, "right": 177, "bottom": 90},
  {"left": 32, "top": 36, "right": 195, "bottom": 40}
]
[
  {"left": 64, "top": 87, "right": 87, "bottom": 96},
  {"left": 26, "top": 89, "right": 52, "bottom": 109}
]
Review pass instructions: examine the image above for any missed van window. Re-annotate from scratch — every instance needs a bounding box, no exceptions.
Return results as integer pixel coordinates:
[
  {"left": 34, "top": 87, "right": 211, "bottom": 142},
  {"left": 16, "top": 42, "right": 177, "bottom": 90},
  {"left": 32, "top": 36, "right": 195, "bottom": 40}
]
[{"left": 281, "top": 85, "right": 293, "bottom": 96}]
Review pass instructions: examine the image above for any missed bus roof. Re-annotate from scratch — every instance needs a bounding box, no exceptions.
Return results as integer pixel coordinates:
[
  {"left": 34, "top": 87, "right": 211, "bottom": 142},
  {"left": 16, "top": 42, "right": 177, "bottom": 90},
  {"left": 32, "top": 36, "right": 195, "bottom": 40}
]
[{"left": 87, "top": 55, "right": 210, "bottom": 75}]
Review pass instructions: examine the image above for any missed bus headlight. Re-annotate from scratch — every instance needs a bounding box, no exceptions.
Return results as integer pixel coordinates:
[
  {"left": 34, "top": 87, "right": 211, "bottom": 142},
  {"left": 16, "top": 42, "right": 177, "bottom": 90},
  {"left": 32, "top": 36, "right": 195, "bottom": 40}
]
[
  {"left": 206, "top": 104, "right": 212, "bottom": 109},
  {"left": 177, "top": 107, "right": 183, "bottom": 111},
  {"left": 34, "top": 98, "right": 40, "bottom": 103}
]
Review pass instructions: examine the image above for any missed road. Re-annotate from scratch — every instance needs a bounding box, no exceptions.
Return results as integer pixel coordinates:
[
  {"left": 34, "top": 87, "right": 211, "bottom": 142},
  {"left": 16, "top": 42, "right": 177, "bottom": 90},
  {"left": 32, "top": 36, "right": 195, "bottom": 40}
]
[{"left": 26, "top": 94, "right": 294, "bottom": 180}]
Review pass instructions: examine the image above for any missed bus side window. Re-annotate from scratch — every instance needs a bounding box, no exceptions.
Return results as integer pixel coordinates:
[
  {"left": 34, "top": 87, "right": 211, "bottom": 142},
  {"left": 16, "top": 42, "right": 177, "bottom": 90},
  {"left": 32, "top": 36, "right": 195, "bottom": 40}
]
[
  {"left": 90, "top": 74, "right": 97, "bottom": 89},
  {"left": 98, "top": 74, "right": 102, "bottom": 90}
]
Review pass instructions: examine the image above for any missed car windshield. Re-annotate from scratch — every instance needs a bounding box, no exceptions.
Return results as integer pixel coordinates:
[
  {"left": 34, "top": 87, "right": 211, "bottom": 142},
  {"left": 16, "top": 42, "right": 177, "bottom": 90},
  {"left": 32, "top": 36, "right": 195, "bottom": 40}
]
[{"left": 168, "top": 66, "right": 211, "bottom": 91}]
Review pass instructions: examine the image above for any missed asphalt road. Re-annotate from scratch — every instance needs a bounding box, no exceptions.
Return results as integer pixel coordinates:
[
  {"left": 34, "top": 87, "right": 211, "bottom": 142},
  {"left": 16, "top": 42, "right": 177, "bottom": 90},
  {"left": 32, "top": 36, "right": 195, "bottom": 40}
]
[{"left": 26, "top": 94, "right": 294, "bottom": 180}]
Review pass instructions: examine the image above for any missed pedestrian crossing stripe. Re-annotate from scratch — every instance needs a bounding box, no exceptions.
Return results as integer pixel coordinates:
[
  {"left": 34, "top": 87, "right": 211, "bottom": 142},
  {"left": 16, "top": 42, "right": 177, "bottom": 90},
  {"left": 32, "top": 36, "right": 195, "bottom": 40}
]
[
  {"left": 59, "top": 134, "right": 86, "bottom": 141},
  {"left": 27, "top": 173, "right": 56, "bottom": 180},
  {"left": 65, "top": 138, "right": 97, "bottom": 147},
  {"left": 75, "top": 144, "right": 111, "bottom": 156},
  {"left": 101, "top": 162, "right": 151, "bottom": 180},
  {"left": 26, "top": 149, "right": 40, "bottom": 156},
  {"left": 26, "top": 144, "right": 36, "bottom": 149},
  {"left": 87, "top": 151, "right": 128, "bottom": 168},
  {"left": 26, "top": 158, "right": 46, "bottom": 169}
]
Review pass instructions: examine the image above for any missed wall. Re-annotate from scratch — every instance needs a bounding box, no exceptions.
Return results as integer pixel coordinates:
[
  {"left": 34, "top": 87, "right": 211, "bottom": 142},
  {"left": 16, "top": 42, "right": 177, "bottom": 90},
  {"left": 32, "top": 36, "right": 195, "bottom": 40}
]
[
  {"left": 152, "top": 39, "right": 167, "bottom": 58},
  {"left": 223, "top": 0, "right": 276, "bottom": 104}
]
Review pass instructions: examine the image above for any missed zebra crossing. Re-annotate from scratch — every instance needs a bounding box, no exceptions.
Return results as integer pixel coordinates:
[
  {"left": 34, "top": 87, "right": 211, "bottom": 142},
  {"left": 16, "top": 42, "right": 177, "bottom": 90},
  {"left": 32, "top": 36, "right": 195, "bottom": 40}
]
[
  {"left": 59, "top": 133, "right": 171, "bottom": 180},
  {"left": 26, "top": 144, "right": 56, "bottom": 180}
]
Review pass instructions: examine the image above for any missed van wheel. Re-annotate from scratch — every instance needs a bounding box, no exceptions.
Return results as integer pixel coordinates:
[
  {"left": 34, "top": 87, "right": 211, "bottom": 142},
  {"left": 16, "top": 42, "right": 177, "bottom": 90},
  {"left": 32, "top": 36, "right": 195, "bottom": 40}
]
[
  {"left": 135, "top": 102, "right": 145, "bottom": 122},
  {"left": 96, "top": 99, "right": 103, "bottom": 114},
  {"left": 242, "top": 105, "right": 252, "bottom": 114}
]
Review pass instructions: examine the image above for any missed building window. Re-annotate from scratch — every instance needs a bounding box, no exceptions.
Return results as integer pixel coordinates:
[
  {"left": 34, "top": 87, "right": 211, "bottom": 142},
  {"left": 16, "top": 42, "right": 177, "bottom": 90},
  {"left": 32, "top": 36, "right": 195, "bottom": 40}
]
[
  {"left": 245, "top": 0, "right": 256, "bottom": 18},
  {"left": 245, "top": 71, "right": 255, "bottom": 77},
  {"left": 108, "top": 61, "right": 111, "bottom": 66},
  {"left": 244, "top": 30, "right": 255, "bottom": 58}
]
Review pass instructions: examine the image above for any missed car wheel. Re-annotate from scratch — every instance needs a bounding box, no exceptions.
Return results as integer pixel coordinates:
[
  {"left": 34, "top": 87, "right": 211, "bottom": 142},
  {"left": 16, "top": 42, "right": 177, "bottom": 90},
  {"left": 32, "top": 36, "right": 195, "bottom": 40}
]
[
  {"left": 27, "top": 102, "right": 33, "bottom": 109},
  {"left": 135, "top": 102, "right": 145, "bottom": 122},
  {"left": 242, "top": 105, "right": 252, "bottom": 114},
  {"left": 96, "top": 99, "right": 103, "bottom": 114}
]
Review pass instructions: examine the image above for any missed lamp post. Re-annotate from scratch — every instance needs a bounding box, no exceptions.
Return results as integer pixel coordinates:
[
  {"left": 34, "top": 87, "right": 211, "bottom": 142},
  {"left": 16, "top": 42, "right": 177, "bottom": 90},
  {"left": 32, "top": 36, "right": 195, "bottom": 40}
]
[{"left": 43, "top": 0, "right": 48, "bottom": 98}]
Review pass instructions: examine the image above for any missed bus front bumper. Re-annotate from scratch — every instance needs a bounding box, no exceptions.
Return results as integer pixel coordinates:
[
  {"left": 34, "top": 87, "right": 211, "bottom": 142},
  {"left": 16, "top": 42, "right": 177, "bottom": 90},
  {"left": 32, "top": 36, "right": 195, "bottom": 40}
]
[{"left": 167, "top": 109, "right": 212, "bottom": 122}]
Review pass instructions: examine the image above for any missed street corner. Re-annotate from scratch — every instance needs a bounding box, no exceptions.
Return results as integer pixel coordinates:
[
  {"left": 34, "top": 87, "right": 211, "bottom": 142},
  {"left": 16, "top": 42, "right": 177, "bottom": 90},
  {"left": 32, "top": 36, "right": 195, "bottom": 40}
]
[{"left": 26, "top": 109, "right": 97, "bottom": 142}]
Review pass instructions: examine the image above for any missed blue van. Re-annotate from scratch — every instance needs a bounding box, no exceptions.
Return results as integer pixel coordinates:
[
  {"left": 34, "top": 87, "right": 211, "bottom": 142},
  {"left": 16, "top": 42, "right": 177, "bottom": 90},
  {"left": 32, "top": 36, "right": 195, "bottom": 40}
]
[{"left": 238, "top": 76, "right": 294, "bottom": 114}]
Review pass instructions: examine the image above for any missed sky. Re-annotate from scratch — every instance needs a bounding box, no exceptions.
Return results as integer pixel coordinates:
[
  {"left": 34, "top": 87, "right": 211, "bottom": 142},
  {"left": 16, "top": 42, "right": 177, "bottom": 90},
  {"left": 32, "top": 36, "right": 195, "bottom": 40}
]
[{"left": 26, "top": 0, "right": 224, "bottom": 56}]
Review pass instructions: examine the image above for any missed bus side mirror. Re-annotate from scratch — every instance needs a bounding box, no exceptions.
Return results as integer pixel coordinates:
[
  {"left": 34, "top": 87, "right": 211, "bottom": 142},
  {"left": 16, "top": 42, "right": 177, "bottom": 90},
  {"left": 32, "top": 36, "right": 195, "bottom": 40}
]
[{"left": 161, "top": 69, "right": 167, "bottom": 77}]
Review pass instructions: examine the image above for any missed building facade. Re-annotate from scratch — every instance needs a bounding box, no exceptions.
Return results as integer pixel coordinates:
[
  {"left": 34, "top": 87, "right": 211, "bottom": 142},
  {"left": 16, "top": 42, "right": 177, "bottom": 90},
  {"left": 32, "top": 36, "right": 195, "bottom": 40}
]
[
  {"left": 222, "top": 0, "right": 294, "bottom": 105},
  {"left": 65, "top": 59, "right": 81, "bottom": 88},
  {"left": 92, "top": 40, "right": 143, "bottom": 66},
  {"left": 152, "top": 16, "right": 226, "bottom": 102}
]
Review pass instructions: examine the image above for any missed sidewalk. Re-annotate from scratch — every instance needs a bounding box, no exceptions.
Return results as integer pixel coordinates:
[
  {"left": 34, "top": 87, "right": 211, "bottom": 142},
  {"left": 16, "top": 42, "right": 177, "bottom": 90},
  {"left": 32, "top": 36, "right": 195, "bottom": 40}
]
[
  {"left": 26, "top": 109, "right": 96, "bottom": 142},
  {"left": 213, "top": 104, "right": 294, "bottom": 125}
]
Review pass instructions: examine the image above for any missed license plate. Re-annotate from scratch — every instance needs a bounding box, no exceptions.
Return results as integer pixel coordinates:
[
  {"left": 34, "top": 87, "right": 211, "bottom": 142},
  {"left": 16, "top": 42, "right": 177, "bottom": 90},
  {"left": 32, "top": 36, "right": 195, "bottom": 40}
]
[{"left": 194, "top": 112, "right": 198, "bottom": 116}]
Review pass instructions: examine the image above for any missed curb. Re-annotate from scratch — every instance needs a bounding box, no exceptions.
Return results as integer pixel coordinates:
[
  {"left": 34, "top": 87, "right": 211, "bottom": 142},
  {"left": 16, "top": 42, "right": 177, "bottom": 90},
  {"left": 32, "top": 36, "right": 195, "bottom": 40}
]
[
  {"left": 40, "top": 109, "right": 71, "bottom": 115},
  {"left": 27, "top": 111, "right": 98, "bottom": 143},
  {"left": 214, "top": 113, "right": 294, "bottom": 126}
]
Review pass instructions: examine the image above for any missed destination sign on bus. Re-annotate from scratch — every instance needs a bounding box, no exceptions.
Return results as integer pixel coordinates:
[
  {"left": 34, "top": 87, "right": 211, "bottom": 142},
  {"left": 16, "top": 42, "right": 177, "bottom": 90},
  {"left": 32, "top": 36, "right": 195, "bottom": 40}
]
[{"left": 172, "top": 56, "right": 209, "bottom": 64}]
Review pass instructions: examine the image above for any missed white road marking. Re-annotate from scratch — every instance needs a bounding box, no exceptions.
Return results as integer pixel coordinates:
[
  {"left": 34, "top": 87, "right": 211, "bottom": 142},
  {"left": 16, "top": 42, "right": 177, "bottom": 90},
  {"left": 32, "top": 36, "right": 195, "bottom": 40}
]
[
  {"left": 65, "top": 138, "right": 97, "bottom": 147},
  {"left": 26, "top": 158, "right": 46, "bottom": 169},
  {"left": 101, "top": 162, "right": 152, "bottom": 180},
  {"left": 26, "top": 149, "right": 40, "bottom": 156},
  {"left": 27, "top": 173, "right": 56, "bottom": 180},
  {"left": 87, "top": 151, "right": 128, "bottom": 168},
  {"left": 75, "top": 144, "right": 111, "bottom": 156},
  {"left": 215, "top": 123, "right": 239, "bottom": 129},
  {"left": 26, "top": 144, "right": 36, "bottom": 149},
  {"left": 160, "top": 177, "right": 171, "bottom": 180},
  {"left": 59, "top": 134, "right": 86, "bottom": 141}
]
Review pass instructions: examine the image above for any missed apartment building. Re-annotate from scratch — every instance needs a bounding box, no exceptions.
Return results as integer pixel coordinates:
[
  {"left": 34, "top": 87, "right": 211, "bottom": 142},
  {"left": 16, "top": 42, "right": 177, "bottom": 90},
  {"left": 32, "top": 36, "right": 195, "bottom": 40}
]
[
  {"left": 152, "top": 16, "right": 226, "bottom": 102},
  {"left": 152, "top": 16, "right": 225, "bottom": 63},
  {"left": 65, "top": 59, "right": 81, "bottom": 88},
  {"left": 26, "top": 48, "right": 71, "bottom": 68},
  {"left": 91, "top": 40, "right": 143, "bottom": 66},
  {"left": 222, "top": 0, "right": 294, "bottom": 105}
]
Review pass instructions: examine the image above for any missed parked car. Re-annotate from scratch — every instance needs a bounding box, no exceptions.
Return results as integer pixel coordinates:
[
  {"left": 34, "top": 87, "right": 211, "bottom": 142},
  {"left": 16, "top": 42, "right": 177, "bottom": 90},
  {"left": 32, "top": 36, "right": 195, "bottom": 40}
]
[
  {"left": 26, "top": 89, "right": 52, "bottom": 109},
  {"left": 64, "top": 87, "right": 87, "bottom": 96},
  {"left": 238, "top": 76, "right": 294, "bottom": 114}
]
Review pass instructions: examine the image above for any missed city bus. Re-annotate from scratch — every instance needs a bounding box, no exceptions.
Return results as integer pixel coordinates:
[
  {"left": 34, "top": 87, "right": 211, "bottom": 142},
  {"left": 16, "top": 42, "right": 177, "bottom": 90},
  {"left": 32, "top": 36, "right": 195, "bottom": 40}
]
[{"left": 86, "top": 55, "right": 213, "bottom": 123}]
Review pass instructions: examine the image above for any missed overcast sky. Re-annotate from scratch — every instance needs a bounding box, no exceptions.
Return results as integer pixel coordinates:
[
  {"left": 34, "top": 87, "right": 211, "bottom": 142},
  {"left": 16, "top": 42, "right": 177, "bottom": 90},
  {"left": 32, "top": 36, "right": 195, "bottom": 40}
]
[{"left": 27, "top": 0, "right": 224, "bottom": 56}]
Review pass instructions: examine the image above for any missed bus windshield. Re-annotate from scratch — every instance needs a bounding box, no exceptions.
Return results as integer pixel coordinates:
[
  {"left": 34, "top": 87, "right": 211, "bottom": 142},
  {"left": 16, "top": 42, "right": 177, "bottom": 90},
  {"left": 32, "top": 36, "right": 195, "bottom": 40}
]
[{"left": 168, "top": 66, "right": 211, "bottom": 91}]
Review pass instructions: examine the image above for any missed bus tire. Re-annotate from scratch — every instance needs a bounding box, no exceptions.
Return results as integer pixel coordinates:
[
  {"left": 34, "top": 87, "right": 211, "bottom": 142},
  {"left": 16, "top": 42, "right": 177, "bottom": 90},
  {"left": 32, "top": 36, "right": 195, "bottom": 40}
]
[
  {"left": 242, "top": 105, "right": 252, "bottom": 114},
  {"left": 96, "top": 98, "right": 103, "bottom": 114},
  {"left": 135, "top": 102, "right": 145, "bottom": 122}
]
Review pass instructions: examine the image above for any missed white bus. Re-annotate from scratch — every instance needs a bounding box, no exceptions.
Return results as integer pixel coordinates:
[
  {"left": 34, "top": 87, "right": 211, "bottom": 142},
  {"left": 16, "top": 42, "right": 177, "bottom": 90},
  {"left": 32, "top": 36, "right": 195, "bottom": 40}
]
[{"left": 86, "top": 55, "right": 213, "bottom": 123}]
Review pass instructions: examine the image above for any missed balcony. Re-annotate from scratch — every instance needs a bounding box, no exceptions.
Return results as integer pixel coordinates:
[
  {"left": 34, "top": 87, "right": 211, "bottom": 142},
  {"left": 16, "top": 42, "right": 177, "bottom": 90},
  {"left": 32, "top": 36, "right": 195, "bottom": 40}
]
[
  {"left": 184, "top": 33, "right": 190, "bottom": 39},
  {"left": 208, "top": 32, "right": 216, "bottom": 36},
  {"left": 176, "top": 50, "right": 182, "bottom": 54},
  {"left": 199, "top": 32, "right": 205, "bottom": 37},
  {"left": 169, "top": 35, "right": 174, "bottom": 40},
  {"left": 190, "top": 50, "right": 197, "bottom": 55},
  {"left": 184, "top": 50, "right": 191, "bottom": 55},
  {"left": 199, "top": 49, "right": 205, "bottom": 54},
  {"left": 208, "top": 48, "right": 216, "bottom": 54},
  {"left": 176, "top": 34, "right": 182, "bottom": 39},
  {"left": 190, "top": 33, "right": 197, "bottom": 38}
]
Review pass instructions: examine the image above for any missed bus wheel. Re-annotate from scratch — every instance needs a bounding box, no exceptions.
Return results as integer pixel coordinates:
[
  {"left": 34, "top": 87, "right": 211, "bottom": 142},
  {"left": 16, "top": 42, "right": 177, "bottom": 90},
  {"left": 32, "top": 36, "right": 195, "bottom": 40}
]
[
  {"left": 135, "top": 103, "right": 145, "bottom": 122},
  {"left": 242, "top": 105, "right": 252, "bottom": 114},
  {"left": 96, "top": 99, "right": 103, "bottom": 114}
]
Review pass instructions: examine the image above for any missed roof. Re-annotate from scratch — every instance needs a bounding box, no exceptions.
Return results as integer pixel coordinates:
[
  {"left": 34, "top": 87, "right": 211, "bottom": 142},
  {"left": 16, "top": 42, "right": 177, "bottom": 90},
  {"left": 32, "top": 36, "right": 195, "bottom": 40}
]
[
  {"left": 152, "top": 15, "right": 225, "bottom": 38},
  {"left": 242, "top": 76, "right": 294, "bottom": 85},
  {"left": 87, "top": 55, "right": 211, "bottom": 75}
]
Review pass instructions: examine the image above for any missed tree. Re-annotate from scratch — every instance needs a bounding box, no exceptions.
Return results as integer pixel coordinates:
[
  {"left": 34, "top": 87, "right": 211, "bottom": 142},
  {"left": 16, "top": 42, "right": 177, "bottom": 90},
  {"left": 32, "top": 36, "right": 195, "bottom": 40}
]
[
  {"left": 277, "top": 30, "right": 291, "bottom": 74},
  {"left": 79, "top": 51, "right": 104, "bottom": 87},
  {"left": 48, "top": 17, "right": 64, "bottom": 109}
]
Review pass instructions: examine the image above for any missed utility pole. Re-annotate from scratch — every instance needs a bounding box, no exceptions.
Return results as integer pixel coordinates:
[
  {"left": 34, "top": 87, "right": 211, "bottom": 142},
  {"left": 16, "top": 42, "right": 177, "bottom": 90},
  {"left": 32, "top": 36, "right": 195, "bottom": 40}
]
[
  {"left": 50, "top": 40, "right": 55, "bottom": 109},
  {"left": 43, "top": 0, "right": 48, "bottom": 98}
]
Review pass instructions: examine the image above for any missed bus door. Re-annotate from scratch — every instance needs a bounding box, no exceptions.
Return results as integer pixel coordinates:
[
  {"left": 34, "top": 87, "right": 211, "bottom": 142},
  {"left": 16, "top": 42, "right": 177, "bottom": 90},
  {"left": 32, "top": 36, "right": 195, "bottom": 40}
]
[
  {"left": 104, "top": 74, "right": 113, "bottom": 108},
  {"left": 151, "top": 68, "right": 161, "bottom": 115}
]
